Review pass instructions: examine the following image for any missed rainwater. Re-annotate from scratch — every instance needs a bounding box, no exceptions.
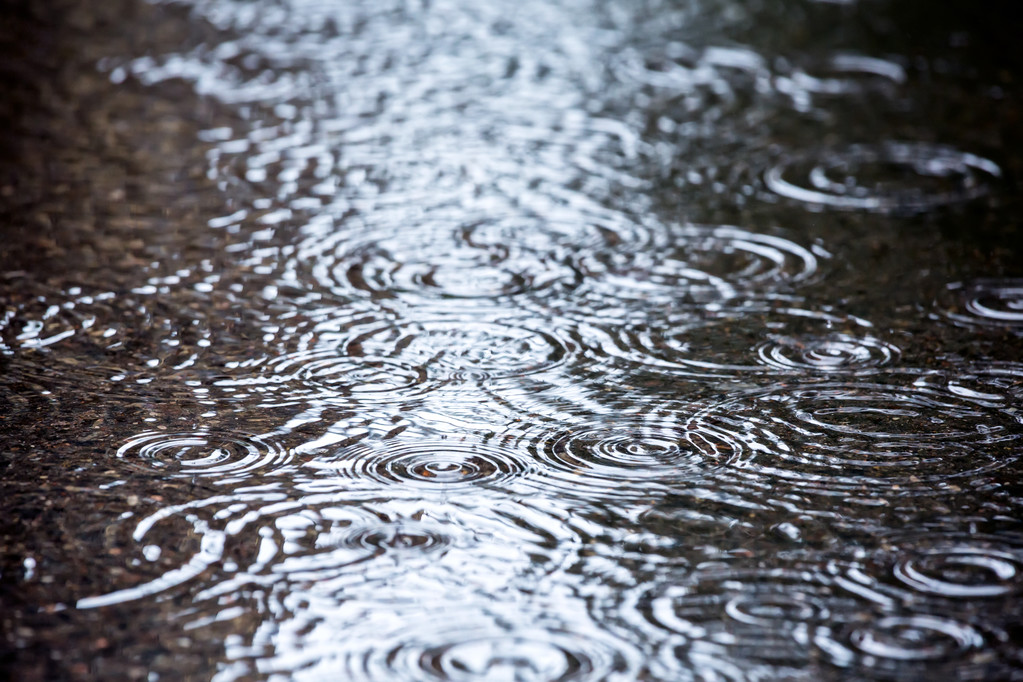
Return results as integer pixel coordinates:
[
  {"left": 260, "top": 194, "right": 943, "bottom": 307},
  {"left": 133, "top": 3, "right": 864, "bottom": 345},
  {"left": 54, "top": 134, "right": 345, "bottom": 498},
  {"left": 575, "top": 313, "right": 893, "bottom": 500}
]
[{"left": 2, "top": 0, "right": 1023, "bottom": 679}]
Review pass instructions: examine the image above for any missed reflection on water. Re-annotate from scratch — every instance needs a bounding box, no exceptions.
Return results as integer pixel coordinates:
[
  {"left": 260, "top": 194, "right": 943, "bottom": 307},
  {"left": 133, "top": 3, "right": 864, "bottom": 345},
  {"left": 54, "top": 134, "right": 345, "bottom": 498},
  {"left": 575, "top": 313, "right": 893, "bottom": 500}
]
[
  {"left": 764, "top": 142, "right": 1002, "bottom": 213},
  {"left": 2, "top": 0, "right": 1022, "bottom": 679}
]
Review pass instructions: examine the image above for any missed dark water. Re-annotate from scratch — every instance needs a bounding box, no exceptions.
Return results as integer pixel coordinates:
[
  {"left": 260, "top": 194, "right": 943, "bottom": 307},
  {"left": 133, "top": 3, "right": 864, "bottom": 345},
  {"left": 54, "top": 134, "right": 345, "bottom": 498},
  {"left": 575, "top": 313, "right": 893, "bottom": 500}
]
[{"left": 2, "top": 0, "right": 1023, "bottom": 678}]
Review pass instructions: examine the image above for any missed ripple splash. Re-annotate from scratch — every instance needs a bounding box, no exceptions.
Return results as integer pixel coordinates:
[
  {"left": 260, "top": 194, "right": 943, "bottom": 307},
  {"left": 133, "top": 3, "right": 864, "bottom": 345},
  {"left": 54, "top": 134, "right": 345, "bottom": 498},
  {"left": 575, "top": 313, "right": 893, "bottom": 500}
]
[
  {"left": 573, "top": 223, "right": 823, "bottom": 311},
  {"left": 213, "top": 351, "right": 431, "bottom": 407},
  {"left": 884, "top": 532, "right": 1023, "bottom": 599},
  {"left": 817, "top": 614, "right": 1005, "bottom": 679},
  {"left": 754, "top": 331, "right": 900, "bottom": 373},
  {"left": 602, "top": 565, "right": 864, "bottom": 679},
  {"left": 938, "top": 279, "right": 1023, "bottom": 333},
  {"left": 308, "top": 437, "right": 536, "bottom": 492},
  {"left": 249, "top": 604, "right": 642, "bottom": 681},
  {"left": 115, "top": 430, "right": 294, "bottom": 481},
  {"left": 299, "top": 218, "right": 583, "bottom": 306},
  {"left": 765, "top": 142, "right": 1001, "bottom": 213},
  {"left": 517, "top": 410, "right": 747, "bottom": 501},
  {"left": 689, "top": 381, "right": 1023, "bottom": 503},
  {"left": 345, "top": 319, "right": 572, "bottom": 381}
]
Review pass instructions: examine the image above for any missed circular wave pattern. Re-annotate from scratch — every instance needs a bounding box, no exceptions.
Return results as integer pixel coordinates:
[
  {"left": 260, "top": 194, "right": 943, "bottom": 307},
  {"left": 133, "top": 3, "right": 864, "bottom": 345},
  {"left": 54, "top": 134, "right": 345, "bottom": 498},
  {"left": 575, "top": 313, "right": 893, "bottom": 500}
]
[
  {"left": 609, "top": 43, "right": 772, "bottom": 130},
  {"left": 755, "top": 332, "right": 900, "bottom": 372},
  {"left": 890, "top": 534, "right": 1023, "bottom": 599},
  {"left": 615, "top": 45, "right": 905, "bottom": 104},
  {"left": 651, "top": 578, "right": 831, "bottom": 643},
  {"left": 575, "top": 310, "right": 886, "bottom": 379},
  {"left": 115, "top": 430, "right": 293, "bottom": 479},
  {"left": 817, "top": 614, "right": 1003, "bottom": 678},
  {"left": 573, "top": 224, "right": 822, "bottom": 311},
  {"left": 690, "top": 382, "right": 1023, "bottom": 501},
  {"left": 78, "top": 491, "right": 581, "bottom": 612},
  {"left": 765, "top": 142, "right": 1001, "bottom": 213},
  {"left": 610, "top": 566, "right": 861, "bottom": 674},
  {"left": 774, "top": 53, "right": 907, "bottom": 110},
  {"left": 305, "top": 608, "right": 641, "bottom": 682},
  {"left": 314, "top": 439, "right": 534, "bottom": 491},
  {"left": 940, "top": 279, "right": 1023, "bottom": 332},
  {"left": 523, "top": 415, "right": 745, "bottom": 500},
  {"left": 572, "top": 316, "right": 758, "bottom": 378},
  {"left": 896, "top": 549, "right": 1022, "bottom": 599},
  {"left": 246, "top": 501, "right": 458, "bottom": 585},
  {"left": 345, "top": 319, "right": 571, "bottom": 381},
  {"left": 213, "top": 351, "right": 430, "bottom": 406},
  {"left": 928, "top": 362, "right": 1023, "bottom": 406},
  {"left": 813, "top": 560, "right": 1011, "bottom": 677},
  {"left": 238, "top": 497, "right": 584, "bottom": 609},
  {"left": 848, "top": 615, "right": 985, "bottom": 661},
  {"left": 410, "top": 632, "right": 620, "bottom": 682},
  {"left": 778, "top": 384, "right": 1020, "bottom": 442},
  {"left": 306, "top": 219, "right": 581, "bottom": 305}
]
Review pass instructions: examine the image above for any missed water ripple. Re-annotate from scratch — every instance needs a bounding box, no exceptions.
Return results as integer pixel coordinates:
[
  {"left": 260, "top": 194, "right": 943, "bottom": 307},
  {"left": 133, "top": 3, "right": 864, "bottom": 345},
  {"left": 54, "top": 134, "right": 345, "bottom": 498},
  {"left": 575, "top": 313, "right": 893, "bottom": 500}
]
[
  {"left": 604, "top": 558, "right": 1014, "bottom": 679},
  {"left": 938, "top": 279, "right": 1023, "bottom": 333},
  {"left": 575, "top": 223, "right": 822, "bottom": 309},
  {"left": 345, "top": 318, "right": 573, "bottom": 381},
  {"left": 754, "top": 332, "right": 900, "bottom": 372},
  {"left": 774, "top": 383, "right": 1019, "bottom": 442},
  {"left": 213, "top": 351, "right": 431, "bottom": 407},
  {"left": 896, "top": 547, "right": 1022, "bottom": 599},
  {"left": 13, "top": 0, "right": 1023, "bottom": 677},
  {"left": 774, "top": 53, "right": 907, "bottom": 111},
  {"left": 296, "top": 217, "right": 584, "bottom": 307},
  {"left": 689, "top": 381, "right": 1023, "bottom": 503},
  {"left": 849, "top": 615, "right": 985, "bottom": 660},
  {"left": 913, "top": 361, "right": 1023, "bottom": 407},
  {"left": 253, "top": 605, "right": 642, "bottom": 681},
  {"left": 309, "top": 437, "right": 534, "bottom": 492},
  {"left": 817, "top": 614, "right": 1006, "bottom": 679},
  {"left": 615, "top": 42, "right": 905, "bottom": 115},
  {"left": 115, "top": 430, "right": 294, "bottom": 481},
  {"left": 655, "top": 569, "right": 837, "bottom": 638},
  {"left": 564, "top": 223, "right": 826, "bottom": 321},
  {"left": 875, "top": 531, "right": 1023, "bottom": 600},
  {"left": 514, "top": 410, "right": 745, "bottom": 501},
  {"left": 575, "top": 309, "right": 886, "bottom": 379},
  {"left": 764, "top": 142, "right": 1001, "bottom": 213},
  {"left": 602, "top": 565, "right": 863, "bottom": 679},
  {"left": 378, "top": 628, "right": 631, "bottom": 682},
  {"left": 78, "top": 491, "right": 582, "bottom": 612},
  {"left": 611, "top": 42, "right": 769, "bottom": 100}
]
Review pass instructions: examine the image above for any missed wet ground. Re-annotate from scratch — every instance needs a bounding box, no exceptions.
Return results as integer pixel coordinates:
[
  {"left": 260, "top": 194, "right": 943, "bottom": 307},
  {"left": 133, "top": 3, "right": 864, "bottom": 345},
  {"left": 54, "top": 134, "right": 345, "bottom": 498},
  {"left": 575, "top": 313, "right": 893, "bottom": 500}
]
[{"left": 2, "top": 0, "right": 1023, "bottom": 679}]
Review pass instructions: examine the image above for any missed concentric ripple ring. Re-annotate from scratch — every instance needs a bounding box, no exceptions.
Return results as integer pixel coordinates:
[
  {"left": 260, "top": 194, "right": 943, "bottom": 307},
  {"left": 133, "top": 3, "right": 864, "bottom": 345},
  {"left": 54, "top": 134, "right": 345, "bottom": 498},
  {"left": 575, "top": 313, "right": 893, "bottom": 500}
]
[
  {"left": 345, "top": 319, "right": 572, "bottom": 381},
  {"left": 765, "top": 142, "right": 1001, "bottom": 213},
  {"left": 755, "top": 332, "right": 900, "bottom": 372},
  {"left": 311, "top": 439, "right": 534, "bottom": 491},
  {"left": 115, "top": 430, "right": 293, "bottom": 479}
]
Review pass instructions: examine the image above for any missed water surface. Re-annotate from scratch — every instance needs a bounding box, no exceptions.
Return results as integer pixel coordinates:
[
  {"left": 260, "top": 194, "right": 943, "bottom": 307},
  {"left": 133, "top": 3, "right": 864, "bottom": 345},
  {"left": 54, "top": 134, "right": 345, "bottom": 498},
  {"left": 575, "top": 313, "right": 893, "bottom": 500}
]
[{"left": 2, "top": 0, "right": 1022, "bottom": 679}]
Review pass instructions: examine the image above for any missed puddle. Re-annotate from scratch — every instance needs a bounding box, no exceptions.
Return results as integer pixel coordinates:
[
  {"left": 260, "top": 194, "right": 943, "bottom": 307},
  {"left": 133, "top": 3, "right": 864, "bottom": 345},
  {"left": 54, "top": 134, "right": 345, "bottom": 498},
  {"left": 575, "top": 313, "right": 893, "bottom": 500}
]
[{"left": 2, "top": 0, "right": 1022, "bottom": 679}]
